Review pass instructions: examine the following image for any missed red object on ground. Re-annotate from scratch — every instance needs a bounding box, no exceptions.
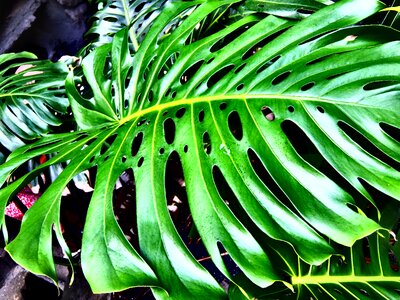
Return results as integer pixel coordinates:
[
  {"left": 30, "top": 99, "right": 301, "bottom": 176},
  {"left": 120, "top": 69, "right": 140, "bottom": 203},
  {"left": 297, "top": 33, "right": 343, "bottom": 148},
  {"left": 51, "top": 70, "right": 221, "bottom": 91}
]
[{"left": 4, "top": 187, "right": 40, "bottom": 221}]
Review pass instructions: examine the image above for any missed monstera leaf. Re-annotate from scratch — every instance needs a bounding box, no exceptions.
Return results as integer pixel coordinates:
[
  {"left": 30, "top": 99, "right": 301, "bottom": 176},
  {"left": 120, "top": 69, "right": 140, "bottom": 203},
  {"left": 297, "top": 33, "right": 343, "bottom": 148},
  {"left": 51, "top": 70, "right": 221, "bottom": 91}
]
[
  {"left": 0, "top": 53, "right": 69, "bottom": 162},
  {"left": 83, "top": 0, "right": 169, "bottom": 53},
  {"left": 1, "top": 0, "right": 400, "bottom": 298},
  {"left": 229, "top": 201, "right": 400, "bottom": 299}
]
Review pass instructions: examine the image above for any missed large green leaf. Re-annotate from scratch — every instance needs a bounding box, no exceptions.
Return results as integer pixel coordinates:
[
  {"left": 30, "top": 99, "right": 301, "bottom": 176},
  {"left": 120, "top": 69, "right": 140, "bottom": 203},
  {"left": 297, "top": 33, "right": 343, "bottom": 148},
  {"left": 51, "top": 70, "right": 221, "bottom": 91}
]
[
  {"left": 0, "top": 53, "right": 69, "bottom": 162},
  {"left": 1, "top": 0, "right": 400, "bottom": 298},
  {"left": 229, "top": 201, "right": 400, "bottom": 299}
]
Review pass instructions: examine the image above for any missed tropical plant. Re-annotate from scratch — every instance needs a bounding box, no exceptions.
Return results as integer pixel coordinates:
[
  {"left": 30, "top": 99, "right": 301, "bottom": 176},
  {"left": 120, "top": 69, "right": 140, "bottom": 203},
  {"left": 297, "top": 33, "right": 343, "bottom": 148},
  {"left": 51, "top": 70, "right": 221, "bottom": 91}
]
[{"left": 1, "top": 0, "right": 400, "bottom": 299}]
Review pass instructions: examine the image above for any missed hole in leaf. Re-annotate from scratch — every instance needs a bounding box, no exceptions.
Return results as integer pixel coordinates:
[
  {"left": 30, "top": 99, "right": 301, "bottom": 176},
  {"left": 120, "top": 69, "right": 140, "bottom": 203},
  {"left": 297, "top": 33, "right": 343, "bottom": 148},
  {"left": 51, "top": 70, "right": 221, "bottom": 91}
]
[
  {"left": 301, "top": 82, "right": 315, "bottom": 91},
  {"left": 135, "top": 2, "right": 146, "bottom": 12},
  {"left": 176, "top": 108, "right": 186, "bottom": 118},
  {"left": 288, "top": 106, "right": 294, "bottom": 113},
  {"left": 104, "top": 17, "right": 118, "bottom": 22},
  {"left": 206, "top": 57, "right": 215, "bottom": 64},
  {"left": 125, "top": 66, "right": 133, "bottom": 89},
  {"left": 164, "top": 118, "right": 176, "bottom": 145},
  {"left": 362, "top": 237, "right": 371, "bottom": 264},
  {"left": 124, "top": 99, "right": 129, "bottom": 109},
  {"left": 380, "top": 122, "right": 400, "bottom": 142},
  {"left": 165, "top": 88, "right": 171, "bottom": 97},
  {"left": 131, "top": 132, "right": 143, "bottom": 157},
  {"left": 326, "top": 72, "right": 349, "bottom": 80},
  {"left": 234, "top": 63, "right": 246, "bottom": 74},
  {"left": 261, "top": 106, "right": 275, "bottom": 121},
  {"left": 236, "top": 83, "right": 244, "bottom": 91},
  {"left": 257, "top": 55, "right": 281, "bottom": 74},
  {"left": 219, "top": 103, "right": 227, "bottom": 110},
  {"left": 89, "top": 156, "right": 95, "bottom": 163},
  {"left": 137, "top": 157, "right": 144, "bottom": 167},
  {"left": 148, "top": 90, "right": 154, "bottom": 102},
  {"left": 296, "top": 8, "right": 315, "bottom": 14},
  {"left": 121, "top": 155, "right": 127, "bottom": 163},
  {"left": 242, "top": 29, "right": 287, "bottom": 60},
  {"left": 228, "top": 111, "right": 243, "bottom": 141},
  {"left": 171, "top": 91, "right": 177, "bottom": 98},
  {"left": 207, "top": 65, "right": 235, "bottom": 89},
  {"left": 112, "top": 168, "right": 140, "bottom": 250},
  {"left": 216, "top": 242, "right": 239, "bottom": 277},
  {"left": 248, "top": 149, "right": 297, "bottom": 212},
  {"left": 338, "top": 121, "right": 400, "bottom": 171},
  {"left": 272, "top": 71, "right": 291, "bottom": 85},
  {"left": 159, "top": 148, "right": 165, "bottom": 155},
  {"left": 100, "top": 134, "right": 118, "bottom": 155},
  {"left": 210, "top": 24, "right": 253, "bottom": 53},
  {"left": 203, "top": 132, "right": 211, "bottom": 154},
  {"left": 180, "top": 60, "right": 204, "bottom": 85},
  {"left": 183, "top": 145, "right": 188, "bottom": 153},
  {"left": 199, "top": 110, "right": 205, "bottom": 122},
  {"left": 363, "top": 80, "right": 399, "bottom": 91},
  {"left": 137, "top": 119, "right": 147, "bottom": 127},
  {"left": 316, "top": 106, "right": 324, "bottom": 113}
]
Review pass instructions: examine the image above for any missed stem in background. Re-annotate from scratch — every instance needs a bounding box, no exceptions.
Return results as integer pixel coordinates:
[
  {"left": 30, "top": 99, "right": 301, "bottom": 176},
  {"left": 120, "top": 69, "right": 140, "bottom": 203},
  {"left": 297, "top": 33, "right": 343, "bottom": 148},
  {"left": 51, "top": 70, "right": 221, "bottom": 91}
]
[{"left": 122, "top": 0, "right": 139, "bottom": 51}]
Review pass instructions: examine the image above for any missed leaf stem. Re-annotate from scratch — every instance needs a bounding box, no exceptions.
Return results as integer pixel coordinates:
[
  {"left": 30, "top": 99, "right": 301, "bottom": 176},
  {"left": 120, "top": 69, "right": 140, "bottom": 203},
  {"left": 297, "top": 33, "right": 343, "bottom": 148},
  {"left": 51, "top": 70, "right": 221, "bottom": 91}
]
[{"left": 122, "top": 0, "right": 139, "bottom": 51}]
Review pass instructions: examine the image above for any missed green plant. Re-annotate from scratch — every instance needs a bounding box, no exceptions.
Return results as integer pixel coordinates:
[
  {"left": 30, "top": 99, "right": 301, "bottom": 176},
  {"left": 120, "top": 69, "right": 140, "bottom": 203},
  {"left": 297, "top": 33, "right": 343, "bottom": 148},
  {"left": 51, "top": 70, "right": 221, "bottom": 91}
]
[{"left": 1, "top": 0, "right": 400, "bottom": 299}]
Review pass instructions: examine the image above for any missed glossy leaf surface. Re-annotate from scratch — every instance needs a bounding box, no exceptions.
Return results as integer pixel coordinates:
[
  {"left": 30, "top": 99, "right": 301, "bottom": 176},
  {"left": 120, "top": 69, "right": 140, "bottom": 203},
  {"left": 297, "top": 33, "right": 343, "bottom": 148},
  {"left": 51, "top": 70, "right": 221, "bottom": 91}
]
[
  {"left": 0, "top": 53, "right": 69, "bottom": 161},
  {"left": 1, "top": 0, "right": 400, "bottom": 298}
]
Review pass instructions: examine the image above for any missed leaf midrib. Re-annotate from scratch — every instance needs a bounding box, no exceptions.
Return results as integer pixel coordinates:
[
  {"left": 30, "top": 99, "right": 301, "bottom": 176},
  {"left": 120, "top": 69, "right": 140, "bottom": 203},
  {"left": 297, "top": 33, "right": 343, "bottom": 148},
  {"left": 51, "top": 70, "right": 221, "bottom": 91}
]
[
  {"left": 119, "top": 93, "right": 377, "bottom": 125},
  {"left": 292, "top": 275, "right": 400, "bottom": 285}
]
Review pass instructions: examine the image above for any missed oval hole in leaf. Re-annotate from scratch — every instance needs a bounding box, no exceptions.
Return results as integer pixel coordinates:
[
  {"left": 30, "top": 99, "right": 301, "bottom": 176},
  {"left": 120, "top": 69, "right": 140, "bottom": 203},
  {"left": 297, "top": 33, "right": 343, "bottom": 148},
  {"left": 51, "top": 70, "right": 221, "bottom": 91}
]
[
  {"left": 288, "top": 106, "right": 294, "bottom": 113},
  {"left": 137, "top": 157, "right": 144, "bottom": 167},
  {"left": 219, "top": 103, "right": 227, "bottom": 111},
  {"left": 363, "top": 80, "right": 399, "bottom": 91},
  {"left": 380, "top": 122, "right": 400, "bottom": 142},
  {"left": 338, "top": 121, "right": 400, "bottom": 171},
  {"left": 261, "top": 106, "right": 274, "bottom": 121},
  {"left": 316, "top": 106, "right": 324, "bottom": 113},
  {"left": 236, "top": 83, "right": 244, "bottom": 91},
  {"left": 104, "top": 17, "right": 118, "bottom": 22},
  {"left": 207, "top": 65, "right": 235, "bottom": 89},
  {"left": 297, "top": 8, "right": 315, "bottom": 15},
  {"left": 199, "top": 110, "right": 205, "bottom": 122},
  {"left": 228, "top": 111, "right": 243, "bottom": 141},
  {"left": 203, "top": 132, "right": 211, "bottom": 154},
  {"left": 125, "top": 66, "right": 133, "bottom": 89},
  {"left": 131, "top": 132, "right": 143, "bottom": 157},
  {"left": 301, "top": 82, "right": 315, "bottom": 91},
  {"left": 256, "top": 55, "right": 281, "bottom": 74},
  {"left": 164, "top": 118, "right": 176, "bottom": 145},
  {"left": 242, "top": 28, "right": 288, "bottom": 60},
  {"left": 234, "top": 63, "right": 246, "bottom": 74},
  {"left": 176, "top": 108, "right": 186, "bottom": 119},
  {"left": 210, "top": 24, "right": 253, "bottom": 53},
  {"left": 100, "top": 134, "right": 118, "bottom": 155},
  {"left": 272, "top": 71, "right": 291, "bottom": 86},
  {"left": 180, "top": 60, "right": 204, "bottom": 85},
  {"left": 135, "top": 2, "right": 146, "bottom": 12},
  {"left": 165, "top": 151, "right": 188, "bottom": 223},
  {"left": 183, "top": 145, "right": 188, "bottom": 153}
]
